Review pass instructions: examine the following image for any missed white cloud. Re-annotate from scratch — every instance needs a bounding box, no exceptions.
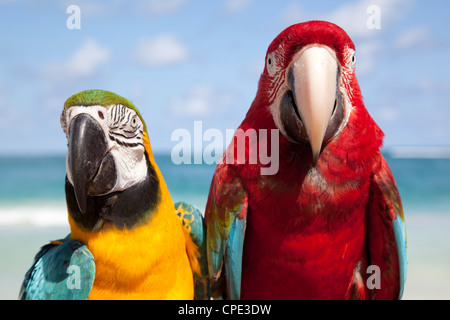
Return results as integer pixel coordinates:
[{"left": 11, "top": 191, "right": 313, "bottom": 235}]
[
  {"left": 42, "top": 38, "right": 110, "bottom": 79},
  {"left": 225, "top": 0, "right": 252, "bottom": 13},
  {"left": 169, "top": 86, "right": 235, "bottom": 116},
  {"left": 65, "top": 39, "right": 111, "bottom": 76},
  {"left": 281, "top": 0, "right": 414, "bottom": 40},
  {"left": 325, "top": 0, "right": 415, "bottom": 78},
  {"left": 62, "top": 0, "right": 111, "bottom": 18},
  {"left": 278, "top": 0, "right": 414, "bottom": 76},
  {"left": 396, "top": 26, "right": 437, "bottom": 50},
  {"left": 324, "top": 0, "right": 414, "bottom": 39},
  {"left": 133, "top": 34, "right": 188, "bottom": 68},
  {"left": 138, "top": 0, "right": 189, "bottom": 15}
]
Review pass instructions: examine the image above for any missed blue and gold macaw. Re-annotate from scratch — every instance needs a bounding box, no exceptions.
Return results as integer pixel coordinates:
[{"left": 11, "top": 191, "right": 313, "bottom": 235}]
[{"left": 20, "top": 89, "right": 209, "bottom": 300}]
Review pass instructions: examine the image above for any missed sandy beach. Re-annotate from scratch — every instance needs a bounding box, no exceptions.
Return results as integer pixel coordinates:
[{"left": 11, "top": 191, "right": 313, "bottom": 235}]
[{"left": 1, "top": 205, "right": 448, "bottom": 300}]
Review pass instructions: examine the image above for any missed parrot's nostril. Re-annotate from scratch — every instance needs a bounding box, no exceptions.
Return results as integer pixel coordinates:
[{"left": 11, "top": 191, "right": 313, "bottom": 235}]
[{"left": 98, "top": 111, "right": 104, "bottom": 120}]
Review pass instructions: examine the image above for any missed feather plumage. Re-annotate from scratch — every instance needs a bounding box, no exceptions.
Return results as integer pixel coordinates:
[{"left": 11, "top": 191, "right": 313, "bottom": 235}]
[{"left": 205, "top": 21, "right": 406, "bottom": 300}]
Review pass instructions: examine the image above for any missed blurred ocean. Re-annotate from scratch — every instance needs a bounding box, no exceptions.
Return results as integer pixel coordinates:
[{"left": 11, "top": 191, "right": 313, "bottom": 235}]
[{"left": 0, "top": 152, "right": 449, "bottom": 299}]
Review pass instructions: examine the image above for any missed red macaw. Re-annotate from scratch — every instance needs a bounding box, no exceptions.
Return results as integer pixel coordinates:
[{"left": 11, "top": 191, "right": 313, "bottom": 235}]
[{"left": 205, "top": 21, "right": 407, "bottom": 300}]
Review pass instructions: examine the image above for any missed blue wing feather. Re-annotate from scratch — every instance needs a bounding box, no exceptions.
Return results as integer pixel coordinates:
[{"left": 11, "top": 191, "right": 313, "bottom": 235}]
[
  {"left": 392, "top": 214, "right": 407, "bottom": 299},
  {"left": 175, "top": 201, "right": 210, "bottom": 300},
  {"left": 20, "top": 234, "right": 95, "bottom": 300},
  {"left": 204, "top": 164, "right": 248, "bottom": 300},
  {"left": 370, "top": 155, "right": 407, "bottom": 299},
  {"left": 224, "top": 217, "right": 246, "bottom": 300}
]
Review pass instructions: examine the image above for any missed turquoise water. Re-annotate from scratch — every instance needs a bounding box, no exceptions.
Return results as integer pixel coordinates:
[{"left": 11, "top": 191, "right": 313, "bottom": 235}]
[
  {"left": 385, "top": 157, "right": 450, "bottom": 214},
  {"left": 0, "top": 154, "right": 449, "bottom": 214},
  {"left": 0, "top": 153, "right": 449, "bottom": 299},
  {"left": 0, "top": 156, "right": 66, "bottom": 205},
  {"left": 0, "top": 154, "right": 216, "bottom": 210}
]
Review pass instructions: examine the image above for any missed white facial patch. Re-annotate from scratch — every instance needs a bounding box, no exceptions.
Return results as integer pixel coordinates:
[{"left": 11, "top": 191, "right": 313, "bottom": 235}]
[
  {"left": 61, "top": 104, "right": 147, "bottom": 194},
  {"left": 109, "top": 141, "right": 147, "bottom": 192},
  {"left": 336, "top": 47, "right": 357, "bottom": 134}
]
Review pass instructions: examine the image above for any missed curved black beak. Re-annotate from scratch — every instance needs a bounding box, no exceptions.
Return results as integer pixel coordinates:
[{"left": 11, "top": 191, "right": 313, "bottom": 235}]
[{"left": 67, "top": 113, "right": 108, "bottom": 213}]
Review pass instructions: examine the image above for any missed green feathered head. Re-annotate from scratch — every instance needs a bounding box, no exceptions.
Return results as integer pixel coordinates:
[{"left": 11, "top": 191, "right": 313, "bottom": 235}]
[
  {"left": 63, "top": 89, "right": 147, "bottom": 132},
  {"left": 60, "top": 89, "right": 161, "bottom": 226}
]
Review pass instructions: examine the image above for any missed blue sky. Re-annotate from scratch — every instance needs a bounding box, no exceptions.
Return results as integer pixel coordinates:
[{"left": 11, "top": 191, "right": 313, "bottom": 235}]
[{"left": 0, "top": 0, "right": 449, "bottom": 155}]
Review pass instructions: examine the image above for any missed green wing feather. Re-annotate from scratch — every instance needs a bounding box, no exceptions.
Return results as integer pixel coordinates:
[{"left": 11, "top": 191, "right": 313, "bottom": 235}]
[
  {"left": 175, "top": 202, "right": 210, "bottom": 300},
  {"left": 204, "top": 164, "right": 248, "bottom": 300}
]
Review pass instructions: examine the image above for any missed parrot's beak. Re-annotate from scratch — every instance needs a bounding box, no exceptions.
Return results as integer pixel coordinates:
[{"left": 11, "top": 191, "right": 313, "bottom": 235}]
[
  {"left": 67, "top": 113, "right": 116, "bottom": 213},
  {"left": 282, "top": 46, "right": 339, "bottom": 165}
]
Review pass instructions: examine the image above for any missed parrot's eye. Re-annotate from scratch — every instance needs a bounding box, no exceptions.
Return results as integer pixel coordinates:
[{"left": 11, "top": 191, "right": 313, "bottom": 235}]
[
  {"left": 266, "top": 52, "right": 276, "bottom": 75},
  {"left": 351, "top": 53, "right": 356, "bottom": 67},
  {"left": 131, "top": 116, "right": 138, "bottom": 128}
]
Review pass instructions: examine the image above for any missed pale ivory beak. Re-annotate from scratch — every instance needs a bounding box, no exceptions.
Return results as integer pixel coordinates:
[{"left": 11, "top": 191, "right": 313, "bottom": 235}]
[{"left": 289, "top": 46, "right": 338, "bottom": 164}]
